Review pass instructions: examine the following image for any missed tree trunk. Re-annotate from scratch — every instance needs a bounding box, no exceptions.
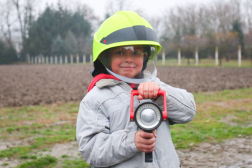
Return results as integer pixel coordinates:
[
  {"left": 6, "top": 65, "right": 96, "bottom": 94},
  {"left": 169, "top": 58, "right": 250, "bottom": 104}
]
[
  {"left": 187, "top": 57, "right": 190, "bottom": 65},
  {"left": 225, "top": 54, "right": 229, "bottom": 62}
]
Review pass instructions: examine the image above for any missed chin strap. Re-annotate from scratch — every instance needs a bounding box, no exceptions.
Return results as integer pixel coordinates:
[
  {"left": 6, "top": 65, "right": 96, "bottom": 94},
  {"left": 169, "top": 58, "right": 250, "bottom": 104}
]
[{"left": 87, "top": 74, "right": 137, "bottom": 92}]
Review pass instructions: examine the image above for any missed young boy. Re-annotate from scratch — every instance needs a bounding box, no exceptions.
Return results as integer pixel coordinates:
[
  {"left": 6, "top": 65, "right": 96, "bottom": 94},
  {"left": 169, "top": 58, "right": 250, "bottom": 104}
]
[{"left": 76, "top": 11, "right": 196, "bottom": 168}]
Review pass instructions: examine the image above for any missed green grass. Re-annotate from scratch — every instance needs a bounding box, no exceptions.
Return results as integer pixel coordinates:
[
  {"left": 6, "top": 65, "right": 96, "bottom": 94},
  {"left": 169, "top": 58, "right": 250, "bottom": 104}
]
[
  {"left": 17, "top": 155, "right": 57, "bottom": 168},
  {"left": 0, "top": 146, "right": 30, "bottom": 158},
  {"left": 193, "top": 87, "right": 252, "bottom": 103},
  {"left": 0, "top": 88, "right": 252, "bottom": 167},
  {"left": 171, "top": 122, "right": 252, "bottom": 149},
  {"left": 0, "top": 124, "right": 76, "bottom": 158},
  {"left": 62, "top": 158, "right": 91, "bottom": 168},
  {"left": 170, "top": 87, "right": 252, "bottom": 149},
  {"left": 155, "top": 58, "right": 252, "bottom": 68},
  {"left": 2, "top": 163, "right": 9, "bottom": 166}
]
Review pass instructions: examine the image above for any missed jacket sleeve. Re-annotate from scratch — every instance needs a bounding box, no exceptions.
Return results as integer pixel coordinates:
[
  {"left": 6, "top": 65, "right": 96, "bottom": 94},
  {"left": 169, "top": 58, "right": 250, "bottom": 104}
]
[
  {"left": 155, "top": 78, "right": 196, "bottom": 124},
  {"left": 76, "top": 100, "right": 139, "bottom": 167}
]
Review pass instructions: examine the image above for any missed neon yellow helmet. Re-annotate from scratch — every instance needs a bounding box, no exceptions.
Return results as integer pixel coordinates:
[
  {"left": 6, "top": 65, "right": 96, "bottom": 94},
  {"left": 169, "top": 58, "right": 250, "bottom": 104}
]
[{"left": 93, "top": 10, "right": 162, "bottom": 62}]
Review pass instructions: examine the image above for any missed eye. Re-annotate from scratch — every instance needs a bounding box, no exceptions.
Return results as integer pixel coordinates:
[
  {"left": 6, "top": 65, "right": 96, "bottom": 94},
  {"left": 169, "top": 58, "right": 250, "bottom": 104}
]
[
  {"left": 133, "top": 51, "right": 142, "bottom": 55},
  {"left": 116, "top": 51, "right": 124, "bottom": 55},
  {"left": 113, "top": 50, "right": 124, "bottom": 56}
]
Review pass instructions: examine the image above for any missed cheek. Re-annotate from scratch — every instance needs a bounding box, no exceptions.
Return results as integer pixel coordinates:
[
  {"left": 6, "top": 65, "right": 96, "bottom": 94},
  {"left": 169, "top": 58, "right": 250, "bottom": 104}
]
[
  {"left": 111, "top": 59, "right": 121, "bottom": 72},
  {"left": 135, "top": 59, "right": 144, "bottom": 69}
]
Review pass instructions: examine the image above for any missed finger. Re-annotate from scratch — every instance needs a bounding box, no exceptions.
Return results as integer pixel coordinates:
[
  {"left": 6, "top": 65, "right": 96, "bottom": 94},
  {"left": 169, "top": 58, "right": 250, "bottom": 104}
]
[
  {"left": 148, "top": 83, "right": 154, "bottom": 99},
  {"left": 144, "top": 138, "right": 156, "bottom": 146},
  {"left": 143, "top": 83, "right": 149, "bottom": 99},
  {"left": 138, "top": 83, "right": 144, "bottom": 97},
  {"left": 137, "top": 95, "right": 143, "bottom": 100},
  {"left": 152, "top": 130, "right": 157, "bottom": 138},
  {"left": 142, "top": 147, "right": 155, "bottom": 153},
  {"left": 139, "top": 131, "right": 155, "bottom": 139},
  {"left": 137, "top": 137, "right": 156, "bottom": 145},
  {"left": 153, "top": 85, "right": 159, "bottom": 99},
  {"left": 152, "top": 130, "right": 157, "bottom": 135},
  {"left": 139, "top": 143, "right": 156, "bottom": 152}
]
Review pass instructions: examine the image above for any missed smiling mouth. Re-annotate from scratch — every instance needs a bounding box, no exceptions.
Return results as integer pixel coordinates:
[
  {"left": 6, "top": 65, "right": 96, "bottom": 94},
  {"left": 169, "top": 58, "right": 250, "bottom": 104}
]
[
  {"left": 120, "top": 65, "right": 136, "bottom": 68},
  {"left": 121, "top": 66, "right": 135, "bottom": 69}
]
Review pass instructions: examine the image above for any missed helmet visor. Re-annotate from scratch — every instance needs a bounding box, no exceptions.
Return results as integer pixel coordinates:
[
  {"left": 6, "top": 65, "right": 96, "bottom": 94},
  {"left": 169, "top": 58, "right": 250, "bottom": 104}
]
[{"left": 98, "top": 45, "right": 157, "bottom": 84}]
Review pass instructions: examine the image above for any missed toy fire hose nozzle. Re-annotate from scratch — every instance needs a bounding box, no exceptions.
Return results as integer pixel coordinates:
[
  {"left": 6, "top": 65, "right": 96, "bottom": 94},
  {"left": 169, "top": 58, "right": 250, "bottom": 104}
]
[{"left": 130, "top": 90, "right": 167, "bottom": 162}]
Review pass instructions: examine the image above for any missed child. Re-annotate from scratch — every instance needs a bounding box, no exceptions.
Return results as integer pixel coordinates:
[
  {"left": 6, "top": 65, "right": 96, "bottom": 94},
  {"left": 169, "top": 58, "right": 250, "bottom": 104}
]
[{"left": 76, "top": 11, "right": 196, "bottom": 168}]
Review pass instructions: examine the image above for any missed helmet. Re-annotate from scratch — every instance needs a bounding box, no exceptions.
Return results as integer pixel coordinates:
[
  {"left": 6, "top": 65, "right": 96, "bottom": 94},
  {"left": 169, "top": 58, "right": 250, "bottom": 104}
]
[
  {"left": 93, "top": 11, "right": 162, "bottom": 61},
  {"left": 92, "top": 11, "right": 162, "bottom": 84}
]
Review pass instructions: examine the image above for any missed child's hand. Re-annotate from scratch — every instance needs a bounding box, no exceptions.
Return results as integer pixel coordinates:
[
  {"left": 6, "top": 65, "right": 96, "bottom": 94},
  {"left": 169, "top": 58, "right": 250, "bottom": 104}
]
[
  {"left": 137, "top": 82, "right": 160, "bottom": 100},
  {"left": 135, "top": 130, "right": 156, "bottom": 153}
]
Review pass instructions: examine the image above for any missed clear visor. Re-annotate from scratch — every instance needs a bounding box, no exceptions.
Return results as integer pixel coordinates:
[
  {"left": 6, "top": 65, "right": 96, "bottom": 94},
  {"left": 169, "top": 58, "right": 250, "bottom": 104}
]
[{"left": 99, "top": 45, "right": 157, "bottom": 84}]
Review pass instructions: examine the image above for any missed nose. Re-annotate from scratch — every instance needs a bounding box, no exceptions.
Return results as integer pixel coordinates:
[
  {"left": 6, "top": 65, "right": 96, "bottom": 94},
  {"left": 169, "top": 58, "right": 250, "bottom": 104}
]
[{"left": 124, "top": 53, "right": 133, "bottom": 62}]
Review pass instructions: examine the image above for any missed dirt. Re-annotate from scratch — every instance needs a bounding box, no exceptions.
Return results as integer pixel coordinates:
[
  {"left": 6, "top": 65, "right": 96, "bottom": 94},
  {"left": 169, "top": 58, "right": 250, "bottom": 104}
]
[
  {"left": 1, "top": 137, "right": 251, "bottom": 168},
  {"left": 0, "top": 137, "right": 34, "bottom": 151},
  {"left": 157, "top": 66, "right": 252, "bottom": 92},
  {"left": 0, "top": 65, "right": 91, "bottom": 107},
  {"left": 178, "top": 136, "right": 252, "bottom": 168},
  {"left": 1, "top": 65, "right": 252, "bottom": 107},
  {"left": 1, "top": 64, "right": 252, "bottom": 167}
]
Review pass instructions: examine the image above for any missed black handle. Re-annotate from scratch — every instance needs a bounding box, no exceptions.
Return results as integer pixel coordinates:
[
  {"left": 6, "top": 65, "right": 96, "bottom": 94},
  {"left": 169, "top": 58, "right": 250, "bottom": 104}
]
[
  {"left": 145, "top": 152, "right": 153, "bottom": 162},
  {"left": 144, "top": 130, "right": 153, "bottom": 162}
]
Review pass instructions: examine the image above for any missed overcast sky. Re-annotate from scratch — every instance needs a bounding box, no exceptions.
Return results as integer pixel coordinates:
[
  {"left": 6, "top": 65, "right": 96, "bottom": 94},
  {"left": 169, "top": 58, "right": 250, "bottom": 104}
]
[{"left": 39, "top": 0, "right": 214, "bottom": 19}]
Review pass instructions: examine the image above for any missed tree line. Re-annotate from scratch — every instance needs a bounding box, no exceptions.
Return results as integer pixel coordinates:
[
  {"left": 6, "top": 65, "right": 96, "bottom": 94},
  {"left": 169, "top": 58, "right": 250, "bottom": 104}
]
[
  {"left": 22, "top": 4, "right": 92, "bottom": 57},
  {"left": 0, "top": 1, "right": 93, "bottom": 64},
  {"left": 0, "top": 0, "right": 252, "bottom": 65},
  {"left": 152, "top": 0, "right": 252, "bottom": 65},
  {"left": 0, "top": 40, "right": 17, "bottom": 65}
]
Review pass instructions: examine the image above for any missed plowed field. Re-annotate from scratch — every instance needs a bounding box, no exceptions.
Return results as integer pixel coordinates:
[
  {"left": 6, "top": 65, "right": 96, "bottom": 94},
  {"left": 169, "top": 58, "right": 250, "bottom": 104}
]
[{"left": 0, "top": 65, "right": 252, "bottom": 107}]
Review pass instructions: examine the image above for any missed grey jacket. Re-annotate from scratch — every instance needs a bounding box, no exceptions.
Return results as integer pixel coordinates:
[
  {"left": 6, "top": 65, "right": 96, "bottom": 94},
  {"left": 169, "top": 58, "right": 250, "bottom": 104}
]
[{"left": 76, "top": 77, "right": 196, "bottom": 168}]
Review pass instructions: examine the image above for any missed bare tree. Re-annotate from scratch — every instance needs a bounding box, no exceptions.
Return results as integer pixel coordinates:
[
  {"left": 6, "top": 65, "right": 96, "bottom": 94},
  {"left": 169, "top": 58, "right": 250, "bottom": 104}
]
[
  {"left": 0, "top": 0, "right": 14, "bottom": 46},
  {"left": 147, "top": 16, "right": 162, "bottom": 38},
  {"left": 12, "top": 0, "right": 35, "bottom": 40},
  {"left": 104, "top": 0, "right": 144, "bottom": 19},
  {"left": 244, "top": 31, "right": 252, "bottom": 65},
  {"left": 243, "top": 0, "right": 252, "bottom": 32},
  {"left": 76, "top": 4, "right": 100, "bottom": 32},
  {"left": 106, "top": 0, "right": 131, "bottom": 16},
  {"left": 0, "top": 0, "right": 35, "bottom": 47}
]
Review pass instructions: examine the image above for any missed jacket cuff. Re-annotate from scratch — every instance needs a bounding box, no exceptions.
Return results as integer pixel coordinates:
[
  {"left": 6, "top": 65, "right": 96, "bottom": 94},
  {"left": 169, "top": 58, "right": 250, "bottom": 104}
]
[{"left": 126, "top": 131, "right": 138, "bottom": 153}]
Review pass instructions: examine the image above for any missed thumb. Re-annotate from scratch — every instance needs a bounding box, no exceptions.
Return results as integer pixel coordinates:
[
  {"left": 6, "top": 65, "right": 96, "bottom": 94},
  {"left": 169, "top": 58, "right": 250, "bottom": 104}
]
[{"left": 137, "top": 95, "right": 143, "bottom": 100}]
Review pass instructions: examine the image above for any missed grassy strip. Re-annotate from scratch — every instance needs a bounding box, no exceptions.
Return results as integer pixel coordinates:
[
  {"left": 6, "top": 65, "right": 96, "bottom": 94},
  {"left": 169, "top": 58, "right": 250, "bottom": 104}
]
[
  {"left": 0, "top": 88, "right": 252, "bottom": 167},
  {"left": 17, "top": 155, "right": 57, "bottom": 168},
  {"left": 171, "top": 122, "right": 252, "bottom": 149},
  {"left": 193, "top": 87, "right": 252, "bottom": 103},
  {"left": 0, "top": 124, "right": 76, "bottom": 158},
  {"left": 62, "top": 158, "right": 91, "bottom": 168},
  {"left": 171, "top": 88, "right": 252, "bottom": 148}
]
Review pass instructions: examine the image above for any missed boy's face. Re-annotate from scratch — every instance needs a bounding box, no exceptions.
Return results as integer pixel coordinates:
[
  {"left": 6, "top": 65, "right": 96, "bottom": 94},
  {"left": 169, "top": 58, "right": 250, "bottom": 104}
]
[{"left": 110, "top": 45, "right": 146, "bottom": 78}]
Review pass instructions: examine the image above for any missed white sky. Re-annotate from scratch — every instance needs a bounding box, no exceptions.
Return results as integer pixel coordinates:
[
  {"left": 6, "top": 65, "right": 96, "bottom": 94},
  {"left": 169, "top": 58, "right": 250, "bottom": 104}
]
[{"left": 39, "top": 0, "right": 214, "bottom": 19}]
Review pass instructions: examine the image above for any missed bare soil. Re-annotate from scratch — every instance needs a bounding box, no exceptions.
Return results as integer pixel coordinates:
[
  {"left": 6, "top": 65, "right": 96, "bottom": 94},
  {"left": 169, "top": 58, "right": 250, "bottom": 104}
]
[
  {"left": 0, "top": 65, "right": 91, "bottom": 107},
  {"left": 178, "top": 136, "right": 252, "bottom": 168},
  {"left": 0, "top": 65, "right": 252, "bottom": 107},
  {"left": 157, "top": 66, "right": 252, "bottom": 92},
  {"left": 1, "top": 137, "right": 251, "bottom": 168},
  {"left": 1, "top": 65, "right": 252, "bottom": 167}
]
